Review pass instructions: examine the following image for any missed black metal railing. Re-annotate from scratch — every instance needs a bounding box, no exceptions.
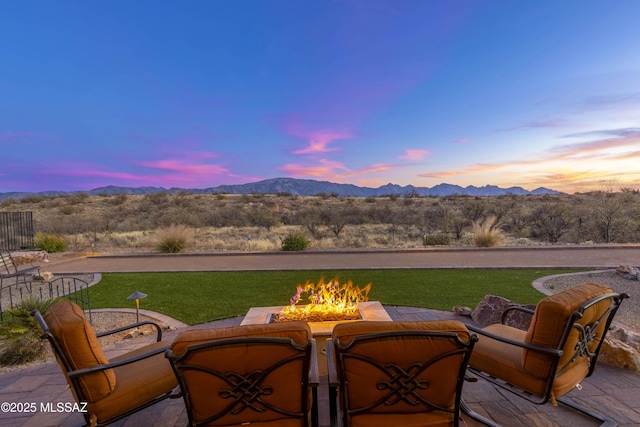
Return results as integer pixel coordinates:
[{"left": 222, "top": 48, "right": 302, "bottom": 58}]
[
  {"left": 0, "top": 277, "right": 91, "bottom": 322},
  {"left": 0, "top": 212, "right": 35, "bottom": 251}
]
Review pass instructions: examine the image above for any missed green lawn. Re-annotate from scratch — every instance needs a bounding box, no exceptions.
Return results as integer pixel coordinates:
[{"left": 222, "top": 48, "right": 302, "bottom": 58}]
[{"left": 88, "top": 269, "right": 581, "bottom": 325}]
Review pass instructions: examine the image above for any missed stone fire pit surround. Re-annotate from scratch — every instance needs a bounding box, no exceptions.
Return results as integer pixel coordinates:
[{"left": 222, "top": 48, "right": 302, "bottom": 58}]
[{"left": 241, "top": 301, "right": 392, "bottom": 375}]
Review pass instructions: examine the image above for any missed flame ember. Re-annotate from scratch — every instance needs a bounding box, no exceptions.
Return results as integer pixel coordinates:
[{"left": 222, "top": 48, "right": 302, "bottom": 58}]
[{"left": 275, "top": 278, "right": 372, "bottom": 322}]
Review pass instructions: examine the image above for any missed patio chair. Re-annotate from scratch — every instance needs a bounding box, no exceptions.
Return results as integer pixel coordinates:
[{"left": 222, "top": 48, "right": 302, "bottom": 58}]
[
  {"left": 166, "top": 321, "right": 319, "bottom": 427},
  {"left": 32, "top": 300, "right": 178, "bottom": 427},
  {"left": 327, "top": 320, "right": 478, "bottom": 427},
  {"left": 466, "top": 282, "right": 629, "bottom": 427},
  {"left": 0, "top": 249, "right": 40, "bottom": 288}
]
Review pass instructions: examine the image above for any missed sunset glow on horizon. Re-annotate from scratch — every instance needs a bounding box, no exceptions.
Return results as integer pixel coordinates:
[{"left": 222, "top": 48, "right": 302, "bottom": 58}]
[{"left": 2, "top": 1, "right": 640, "bottom": 194}]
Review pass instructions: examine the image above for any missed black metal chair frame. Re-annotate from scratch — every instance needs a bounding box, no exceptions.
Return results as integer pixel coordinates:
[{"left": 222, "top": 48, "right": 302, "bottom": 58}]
[
  {"left": 166, "top": 336, "right": 319, "bottom": 427},
  {"left": 327, "top": 330, "right": 478, "bottom": 427},
  {"left": 32, "top": 309, "right": 175, "bottom": 427},
  {"left": 0, "top": 249, "right": 40, "bottom": 288},
  {"left": 466, "top": 291, "right": 629, "bottom": 427}
]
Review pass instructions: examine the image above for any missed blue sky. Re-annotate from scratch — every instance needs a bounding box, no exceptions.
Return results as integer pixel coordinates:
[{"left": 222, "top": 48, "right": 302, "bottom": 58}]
[{"left": 2, "top": 1, "right": 640, "bottom": 193}]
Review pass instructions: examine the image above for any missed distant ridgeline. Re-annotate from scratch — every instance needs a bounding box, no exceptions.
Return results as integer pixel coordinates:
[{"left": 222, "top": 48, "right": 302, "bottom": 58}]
[{"left": 0, "top": 177, "right": 561, "bottom": 201}]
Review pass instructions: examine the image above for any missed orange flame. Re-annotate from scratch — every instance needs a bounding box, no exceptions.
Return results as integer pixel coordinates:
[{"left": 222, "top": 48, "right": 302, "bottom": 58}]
[{"left": 275, "top": 278, "right": 372, "bottom": 322}]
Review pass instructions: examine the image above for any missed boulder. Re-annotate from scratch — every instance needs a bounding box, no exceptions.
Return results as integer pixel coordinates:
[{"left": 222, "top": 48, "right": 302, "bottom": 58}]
[
  {"left": 11, "top": 251, "right": 49, "bottom": 265},
  {"left": 452, "top": 306, "right": 473, "bottom": 316},
  {"left": 32, "top": 271, "right": 54, "bottom": 281},
  {"left": 600, "top": 326, "right": 640, "bottom": 371},
  {"left": 471, "top": 295, "right": 535, "bottom": 330}
]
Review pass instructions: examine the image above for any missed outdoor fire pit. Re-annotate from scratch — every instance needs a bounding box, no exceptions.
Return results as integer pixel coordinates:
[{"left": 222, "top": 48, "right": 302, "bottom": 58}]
[{"left": 241, "top": 278, "right": 392, "bottom": 374}]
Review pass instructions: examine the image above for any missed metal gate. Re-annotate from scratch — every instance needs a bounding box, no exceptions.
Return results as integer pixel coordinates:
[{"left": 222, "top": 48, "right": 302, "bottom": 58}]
[{"left": 0, "top": 212, "right": 35, "bottom": 250}]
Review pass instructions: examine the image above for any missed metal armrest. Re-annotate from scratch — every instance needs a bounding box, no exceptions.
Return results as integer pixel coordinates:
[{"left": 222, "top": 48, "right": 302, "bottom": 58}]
[
  {"left": 466, "top": 324, "right": 563, "bottom": 357},
  {"left": 501, "top": 305, "right": 535, "bottom": 324},
  {"left": 67, "top": 343, "right": 170, "bottom": 379},
  {"left": 309, "top": 339, "right": 319, "bottom": 387},
  {"left": 326, "top": 338, "right": 340, "bottom": 427},
  {"left": 326, "top": 338, "right": 339, "bottom": 388},
  {"left": 1, "top": 265, "right": 39, "bottom": 277},
  {"left": 96, "top": 320, "right": 163, "bottom": 342},
  {"left": 308, "top": 339, "right": 320, "bottom": 427}
]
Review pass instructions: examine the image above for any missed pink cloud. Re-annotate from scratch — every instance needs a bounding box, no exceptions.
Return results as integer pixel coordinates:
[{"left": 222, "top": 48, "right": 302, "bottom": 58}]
[
  {"left": 279, "top": 158, "right": 403, "bottom": 183},
  {"left": 398, "top": 149, "right": 430, "bottom": 160},
  {"left": 290, "top": 131, "right": 354, "bottom": 155},
  {"left": 138, "top": 159, "right": 228, "bottom": 175},
  {"left": 454, "top": 138, "right": 470, "bottom": 144},
  {"left": 279, "top": 159, "right": 349, "bottom": 177},
  {"left": 420, "top": 162, "right": 506, "bottom": 179},
  {"left": 417, "top": 128, "right": 640, "bottom": 192},
  {"left": 343, "top": 163, "right": 392, "bottom": 176}
]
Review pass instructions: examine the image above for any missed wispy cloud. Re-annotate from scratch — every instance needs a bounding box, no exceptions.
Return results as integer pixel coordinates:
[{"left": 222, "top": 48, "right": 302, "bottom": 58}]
[
  {"left": 419, "top": 126, "right": 640, "bottom": 190},
  {"left": 279, "top": 159, "right": 398, "bottom": 182},
  {"left": 560, "top": 127, "right": 640, "bottom": 140},
  {"left": 279, "top": 159, "right": 349, "bottom": 177},
  {"left": 398, "top": 149, "right": 430, "bottom": 160},
  {"left": 287, "top": 128, "right": 354, "bottom": 156},
  {"left": 581, "top": 92, "right": 640, "bottom": 109},
  {"left": 496, "top": 118, "right": 572, "bottom": 133},
  {"left": 0, "top": 132, "right": 45, "bottom": 143},
  {"left": 136, "top": 150, "right": 229, "bottom": 183}
]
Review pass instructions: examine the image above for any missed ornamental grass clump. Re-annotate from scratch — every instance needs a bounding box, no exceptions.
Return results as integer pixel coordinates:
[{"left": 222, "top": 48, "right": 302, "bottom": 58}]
[
  {"left": 472, "top": 216, "right": 504, "bottom": 247},
  {"left": 154, "top": 224, "right": 192, "bottom": 253}
]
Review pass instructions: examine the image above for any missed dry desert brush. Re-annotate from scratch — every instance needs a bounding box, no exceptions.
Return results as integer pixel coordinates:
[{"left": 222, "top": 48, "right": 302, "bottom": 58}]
[
  {"left": 154, "top": 224, "right": 193, "bottom": 253},
  {"left": 472, "top": 216, "right": 504, "bottom": 247}
]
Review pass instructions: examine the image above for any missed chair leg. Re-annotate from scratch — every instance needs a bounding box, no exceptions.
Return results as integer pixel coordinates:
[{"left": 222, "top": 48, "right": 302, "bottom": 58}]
[
  {"left": 460, "top": 399, "right": 502, "bottom": 427},
  {"left": 311, "top": 387, "right": 319, "bottom": 427},
  {"left": 557, "top": 396, "right": 618, "bottom": 427},
  {"left": 328, "top": 385, "right": 339, "bottom": 427}
]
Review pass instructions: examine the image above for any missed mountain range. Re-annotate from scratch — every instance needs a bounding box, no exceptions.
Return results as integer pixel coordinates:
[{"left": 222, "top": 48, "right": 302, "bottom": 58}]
[{"left": 0, "top": 178, "right": 560, "bottom": 201}]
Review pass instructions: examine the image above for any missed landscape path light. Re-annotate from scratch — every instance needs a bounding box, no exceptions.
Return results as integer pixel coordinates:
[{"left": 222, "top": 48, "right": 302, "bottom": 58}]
[{"left": 127, "top": 291, "right": 147, "bottom": 323}]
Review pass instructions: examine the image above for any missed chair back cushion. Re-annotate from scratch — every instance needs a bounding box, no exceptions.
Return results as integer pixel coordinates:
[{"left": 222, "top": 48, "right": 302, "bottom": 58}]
[
  {"left": 171, "top": 322, "right": 312, "bottom": 426},
  {"left": 44, "top": 300, "right": 116, "bottom": 401},
  {"left": 523, "top": 283, "right": 612, "bottom": 379},
  {"left": 171, "top": 321, "right": 311, "bottom": 356},
  {"left": 333, "top": 320, "right": 471, "bottom": 416}
]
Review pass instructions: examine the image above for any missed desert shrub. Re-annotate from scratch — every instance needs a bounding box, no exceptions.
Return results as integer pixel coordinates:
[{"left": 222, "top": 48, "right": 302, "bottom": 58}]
[
  {"left": 35, "top": 232, "right": 67, "bottom": 252},
  {"left": 0, "top": 296, "right": 60, "bottom": 366},
  {"left": 109, "top": 193, "right": 129, "bottom": 206},
  {"left": 422, "top": 232, "right": 451, "bottom": 246},
  {"left": 154, "top": 224, "right": 192, "bottom": 253},
  {"left": 472, "top": 216, "right": 504, "bottom": 247},
  {"left": 459, "top": 231, "right": 475, "bottom": 245},
  {"left": 281, "top": 233, "right": 310, "bottom": 251}
]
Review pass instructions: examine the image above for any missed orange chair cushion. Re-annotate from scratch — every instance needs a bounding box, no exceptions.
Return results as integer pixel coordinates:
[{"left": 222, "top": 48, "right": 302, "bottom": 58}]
[
  {"left": 89, "top": 341, "right": 177, "bottom": 423},
  {"left": 44, "top": 300, "right": 116, "bottom": 402},
  {"left": 470, "top": 324, "right": 549, "bottom": 396},
  {"left": 333, "top": 320, "right": 471, "bottom": 345},
  {"left": 523, "top": 283, "right": 612, "bottom": 379},
  {"left": 333, "top": 320, "right": 471, "bottom": 416},
  {"left": 171, "top": 322, "right": 312, "bottom": 426},
  {"left": 171, "top": 321, "right": 311, "bottom": 356}
]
